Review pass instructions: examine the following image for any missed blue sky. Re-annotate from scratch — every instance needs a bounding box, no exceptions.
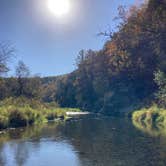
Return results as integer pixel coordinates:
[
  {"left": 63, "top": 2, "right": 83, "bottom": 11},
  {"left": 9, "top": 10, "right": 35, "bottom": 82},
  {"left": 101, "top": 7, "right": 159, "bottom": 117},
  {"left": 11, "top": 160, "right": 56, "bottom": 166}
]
[{"left": 0, "top": 0, "right": 143, "bottom": 76}]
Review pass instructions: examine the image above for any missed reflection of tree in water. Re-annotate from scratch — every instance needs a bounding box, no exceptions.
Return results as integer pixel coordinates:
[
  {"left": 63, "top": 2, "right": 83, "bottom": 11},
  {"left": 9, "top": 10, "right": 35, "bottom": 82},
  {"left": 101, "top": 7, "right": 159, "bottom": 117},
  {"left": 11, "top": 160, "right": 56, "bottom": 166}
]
[
  {"left": 0, "top": 118, "right": 166, "bottom": 166},
  {"left": 0, "top": 122, "right": 65, "bottom": 166},
  {"left": 13, "top": 142, "right": 29, "bottom": 166},
  {"left": 0, "top": 144, "right": 6, "bottom": 166},
  {"left": 62, "top": 117, "right": 166, "bottom": 166},
  {"left": 132, "top": 118, "right": 166, "bottom": 137}
]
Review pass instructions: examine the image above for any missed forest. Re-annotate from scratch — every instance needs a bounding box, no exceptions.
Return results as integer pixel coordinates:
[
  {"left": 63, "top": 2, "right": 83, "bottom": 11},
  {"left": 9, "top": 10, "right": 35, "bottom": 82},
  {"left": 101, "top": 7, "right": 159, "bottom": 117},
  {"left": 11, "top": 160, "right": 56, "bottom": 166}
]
[
  {"left": 0, "top": 0, "right": 166, "bottom": 120},
  {"left": 44, "top": 0, "right": 166, "bottom": 115}
]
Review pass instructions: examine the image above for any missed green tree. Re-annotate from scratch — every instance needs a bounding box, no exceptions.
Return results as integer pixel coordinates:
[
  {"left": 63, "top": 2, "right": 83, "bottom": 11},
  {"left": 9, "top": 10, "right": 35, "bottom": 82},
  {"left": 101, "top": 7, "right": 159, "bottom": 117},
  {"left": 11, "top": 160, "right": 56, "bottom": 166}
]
[
  {"left": 15, "top": 61, "right": 41, "bottom": 99},
  {"left": 154, "top": 70, "right": 166, "bottom": 107},
  {"left": 15, "top": 61, "right": 30, "bottom": 96}
]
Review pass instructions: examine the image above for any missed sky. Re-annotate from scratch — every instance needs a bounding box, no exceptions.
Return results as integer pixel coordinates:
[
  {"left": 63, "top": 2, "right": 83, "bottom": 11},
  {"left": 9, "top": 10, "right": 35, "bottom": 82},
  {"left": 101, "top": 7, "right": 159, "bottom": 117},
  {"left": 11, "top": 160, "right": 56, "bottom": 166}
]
[{"left": 0, "top": 0, "right": 143, "bottom": 76}]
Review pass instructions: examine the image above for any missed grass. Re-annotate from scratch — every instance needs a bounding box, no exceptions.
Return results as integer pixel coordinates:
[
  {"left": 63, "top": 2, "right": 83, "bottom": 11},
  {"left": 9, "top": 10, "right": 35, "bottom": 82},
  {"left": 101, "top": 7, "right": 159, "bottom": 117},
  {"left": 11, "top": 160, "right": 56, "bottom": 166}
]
[
  {"left": 0, "top": 97, "right": 81, "bottom": 130},
  {"left": 132, "top": 105, "right": 166, "bottom": 137}
]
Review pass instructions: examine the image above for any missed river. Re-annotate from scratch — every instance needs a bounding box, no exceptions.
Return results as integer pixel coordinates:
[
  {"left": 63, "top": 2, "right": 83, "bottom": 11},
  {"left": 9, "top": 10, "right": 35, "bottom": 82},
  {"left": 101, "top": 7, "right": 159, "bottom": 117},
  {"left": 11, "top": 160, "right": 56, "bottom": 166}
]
[{"left": 0, "top": 115, "right": 166, "bottom": 166}]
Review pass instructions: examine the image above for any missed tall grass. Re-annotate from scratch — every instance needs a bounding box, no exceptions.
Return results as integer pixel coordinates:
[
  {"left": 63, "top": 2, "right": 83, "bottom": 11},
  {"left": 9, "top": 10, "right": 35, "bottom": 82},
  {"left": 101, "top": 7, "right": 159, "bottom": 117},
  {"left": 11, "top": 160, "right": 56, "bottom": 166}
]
[{"left": 0, "top": 97, "right": 81, "bottom": 130}]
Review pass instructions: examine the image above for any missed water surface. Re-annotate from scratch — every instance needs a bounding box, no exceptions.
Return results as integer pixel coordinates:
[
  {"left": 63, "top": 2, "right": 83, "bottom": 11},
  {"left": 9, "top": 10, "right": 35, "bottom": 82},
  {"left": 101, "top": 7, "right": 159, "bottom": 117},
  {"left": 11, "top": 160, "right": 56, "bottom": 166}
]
[{"left": 0, "top": 115, "right": 166, "bottom": 166}]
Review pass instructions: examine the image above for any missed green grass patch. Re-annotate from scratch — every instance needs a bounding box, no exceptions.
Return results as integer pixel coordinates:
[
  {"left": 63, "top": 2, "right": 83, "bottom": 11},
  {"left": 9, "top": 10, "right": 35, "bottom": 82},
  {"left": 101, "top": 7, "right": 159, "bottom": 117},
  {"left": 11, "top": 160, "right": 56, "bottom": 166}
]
[{"left": 0, "top": 97, "right": 81, "bottom": 130}]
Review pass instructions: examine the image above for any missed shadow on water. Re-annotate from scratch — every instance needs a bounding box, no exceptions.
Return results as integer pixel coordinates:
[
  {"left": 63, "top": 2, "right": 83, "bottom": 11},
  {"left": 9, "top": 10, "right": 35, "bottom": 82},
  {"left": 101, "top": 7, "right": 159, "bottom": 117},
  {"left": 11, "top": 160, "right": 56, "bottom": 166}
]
[{"left": 0, "top": 115, "right": 166, "bottom": 166}]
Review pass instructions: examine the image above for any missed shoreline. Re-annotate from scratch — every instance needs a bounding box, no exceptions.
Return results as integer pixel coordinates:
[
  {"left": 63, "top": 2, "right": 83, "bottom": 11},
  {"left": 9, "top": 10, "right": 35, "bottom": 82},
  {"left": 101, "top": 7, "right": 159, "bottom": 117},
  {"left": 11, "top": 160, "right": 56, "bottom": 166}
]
[{"left": 0, "top": 111, "right": 90, "bottom": 134}]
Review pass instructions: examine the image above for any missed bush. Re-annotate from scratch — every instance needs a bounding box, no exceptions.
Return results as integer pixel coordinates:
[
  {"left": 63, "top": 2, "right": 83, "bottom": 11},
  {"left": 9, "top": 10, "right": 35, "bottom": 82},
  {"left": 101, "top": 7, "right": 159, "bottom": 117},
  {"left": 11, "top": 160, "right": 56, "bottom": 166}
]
[
  {"left": 8, "top": 109, "right": 28, "bottom": 127},
  {"left": 45, "top": 111, "right": 58, "bottom": 121},
  {"left": 0, "top": 115, "right": 8, "bottom": 129}
]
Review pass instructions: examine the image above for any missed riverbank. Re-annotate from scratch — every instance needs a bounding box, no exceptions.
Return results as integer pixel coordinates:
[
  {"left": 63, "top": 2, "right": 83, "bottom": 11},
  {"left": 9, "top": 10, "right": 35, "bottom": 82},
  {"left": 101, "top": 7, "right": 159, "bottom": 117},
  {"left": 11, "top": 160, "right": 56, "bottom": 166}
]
[
  {"left": 0, "top": 97, "right": 81, "bottom": 130},
  {"left": 132, "top": 105, "right": 166, "bottom": 136}
]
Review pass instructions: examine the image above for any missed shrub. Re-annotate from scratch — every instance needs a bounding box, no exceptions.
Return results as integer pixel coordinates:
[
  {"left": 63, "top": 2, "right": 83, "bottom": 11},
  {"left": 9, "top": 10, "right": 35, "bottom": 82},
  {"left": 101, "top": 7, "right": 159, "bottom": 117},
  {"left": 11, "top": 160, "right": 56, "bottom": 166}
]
[
  {"left": 8, "top": 109, "right": 28, "bottom": 127},
  {"left": 45, "top": 111, "right": 58, "bottom": 121},
  {"left": 0, "top": 115, "right": 8, "bottom": 129}
]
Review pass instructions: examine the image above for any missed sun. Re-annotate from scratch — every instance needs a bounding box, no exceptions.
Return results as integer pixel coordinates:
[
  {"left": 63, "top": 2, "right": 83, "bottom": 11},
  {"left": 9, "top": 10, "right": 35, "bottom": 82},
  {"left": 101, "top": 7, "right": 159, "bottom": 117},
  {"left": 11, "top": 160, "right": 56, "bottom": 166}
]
[{"left": 48, "top": 0, "right": 71, "bottom": 17}]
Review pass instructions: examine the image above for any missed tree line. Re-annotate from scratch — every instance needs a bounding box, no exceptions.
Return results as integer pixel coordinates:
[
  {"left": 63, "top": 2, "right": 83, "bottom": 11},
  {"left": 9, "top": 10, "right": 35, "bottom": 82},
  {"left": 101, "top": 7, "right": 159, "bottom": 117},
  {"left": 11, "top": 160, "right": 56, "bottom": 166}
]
[
  {"left": 53, "top": 0, "right": 166, "bottom": 115},
  {"left": 0, "top": 46, "right": 41, "bottom": 100}
]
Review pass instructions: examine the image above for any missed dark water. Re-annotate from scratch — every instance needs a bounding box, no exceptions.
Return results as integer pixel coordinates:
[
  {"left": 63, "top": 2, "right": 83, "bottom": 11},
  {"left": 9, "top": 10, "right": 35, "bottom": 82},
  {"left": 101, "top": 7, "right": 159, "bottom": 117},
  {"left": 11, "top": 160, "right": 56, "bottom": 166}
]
[{"left": 0, "top": 115, "right": 166, "bottom": 166}]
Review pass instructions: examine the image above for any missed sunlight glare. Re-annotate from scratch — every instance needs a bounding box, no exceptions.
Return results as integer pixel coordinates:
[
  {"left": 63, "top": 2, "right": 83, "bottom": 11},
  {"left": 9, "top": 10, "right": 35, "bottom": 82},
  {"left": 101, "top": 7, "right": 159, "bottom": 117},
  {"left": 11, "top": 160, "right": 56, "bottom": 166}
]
[{"left": 48, "top": 0, "right": 71, "bottom": 17}]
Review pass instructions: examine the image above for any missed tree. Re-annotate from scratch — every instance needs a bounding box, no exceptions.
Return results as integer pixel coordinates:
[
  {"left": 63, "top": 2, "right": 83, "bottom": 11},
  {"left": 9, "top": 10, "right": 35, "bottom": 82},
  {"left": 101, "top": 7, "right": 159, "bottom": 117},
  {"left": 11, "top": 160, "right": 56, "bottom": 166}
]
[
  {"left": 0, "top": 43, "right": 15, "bottom": 99},
  {"left": 15, "top": 61, "right": 42, "bottom": 98},
  {"left": 15, "top": 61, "right": 30, "bottom": 96},
  {"left": 25, "top": 76, "right": 42, "bottom": 99},
  {"left": 16, "top": 61, "right": 30, "bottom": 78},
  {"left": 154, "top": 70, "right": 166, "bottom": 107},
  {"left": 0, "top": 42, "right": 14, "bottom": 75},
  {"left": 15, "top": 61, "right": 41, "bottom": 99},
  {"left": 0, "top": 78, "right": 7, "bottom": 99}
]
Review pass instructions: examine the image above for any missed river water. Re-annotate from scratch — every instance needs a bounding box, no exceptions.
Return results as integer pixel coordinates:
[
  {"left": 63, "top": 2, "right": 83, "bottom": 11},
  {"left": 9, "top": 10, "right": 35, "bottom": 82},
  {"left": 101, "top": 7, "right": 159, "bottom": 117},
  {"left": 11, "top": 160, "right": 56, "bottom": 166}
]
[{"left": 0, "top": 115, "right": 166, "bottom": 166}]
